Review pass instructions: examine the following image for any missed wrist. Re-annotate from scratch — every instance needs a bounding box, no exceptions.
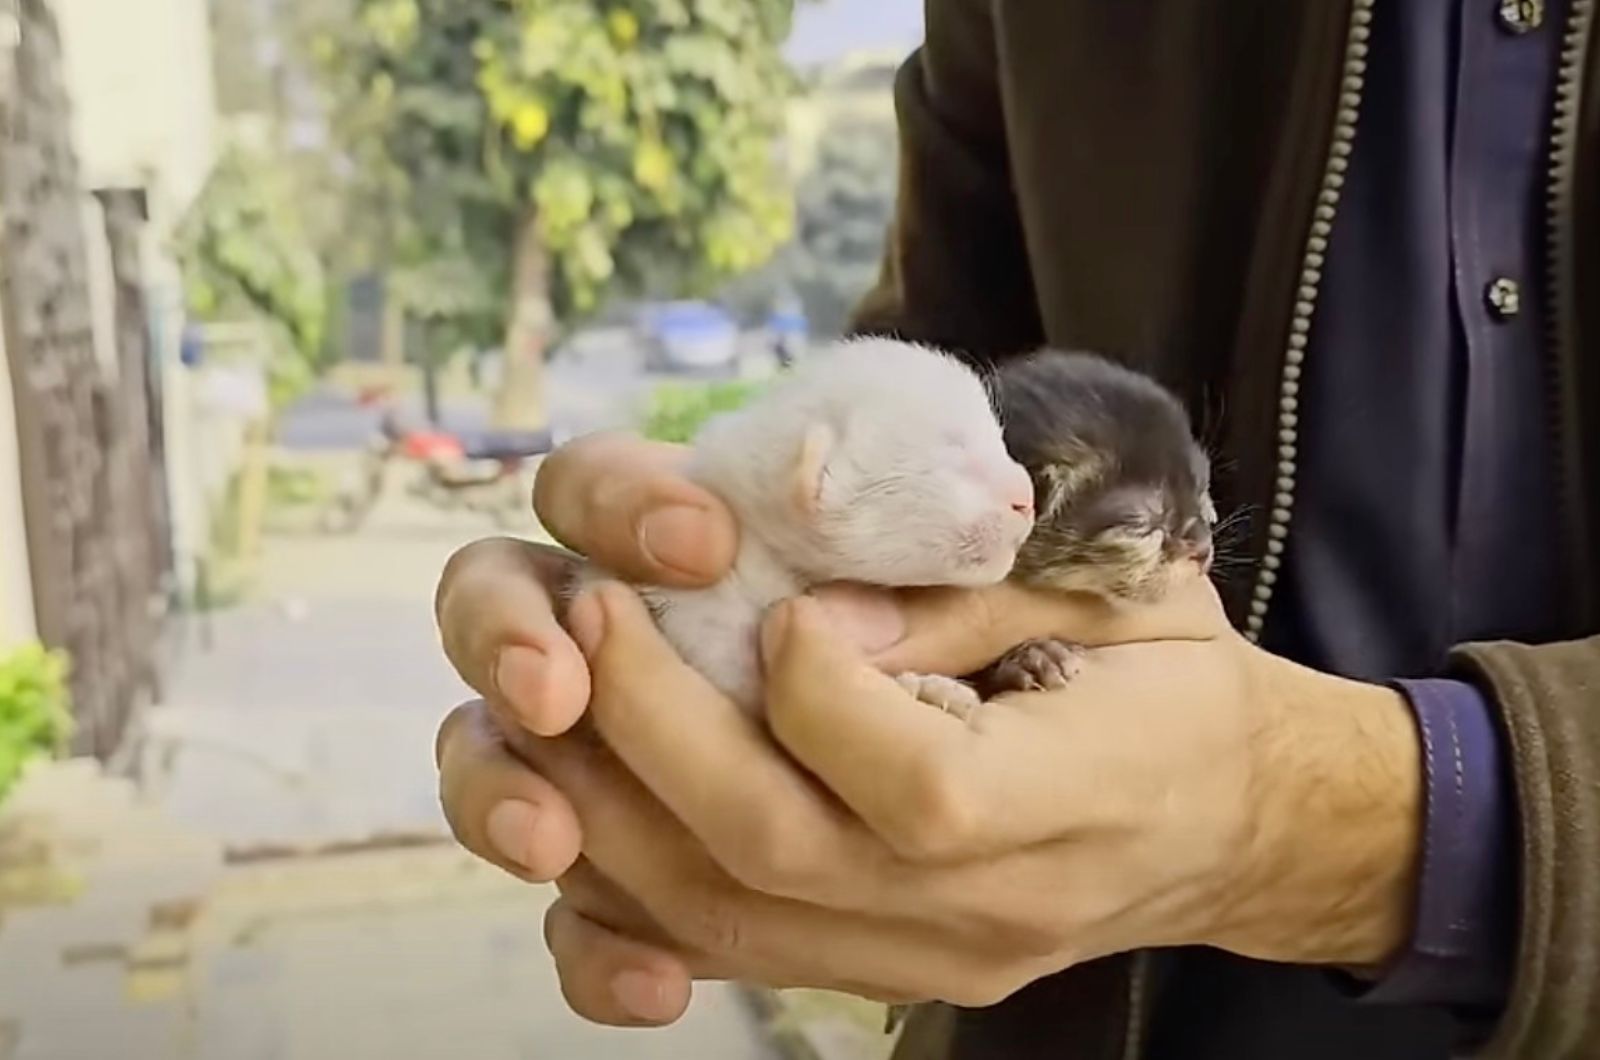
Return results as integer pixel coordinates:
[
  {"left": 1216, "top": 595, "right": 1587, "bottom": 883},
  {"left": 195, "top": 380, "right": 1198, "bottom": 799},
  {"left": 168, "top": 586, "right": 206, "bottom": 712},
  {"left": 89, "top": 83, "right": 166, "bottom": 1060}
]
[{"left": 1221, "top": 650, "right": 1423, "bottom": 968}]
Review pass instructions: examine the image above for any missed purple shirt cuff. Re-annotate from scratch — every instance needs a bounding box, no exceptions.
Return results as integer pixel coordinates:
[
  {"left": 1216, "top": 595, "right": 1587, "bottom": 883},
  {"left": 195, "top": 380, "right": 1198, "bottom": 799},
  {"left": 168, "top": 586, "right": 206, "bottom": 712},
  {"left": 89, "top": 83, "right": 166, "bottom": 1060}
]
[{"left": 1345, "top": 678, "right": 1516, "bottom": 1012}]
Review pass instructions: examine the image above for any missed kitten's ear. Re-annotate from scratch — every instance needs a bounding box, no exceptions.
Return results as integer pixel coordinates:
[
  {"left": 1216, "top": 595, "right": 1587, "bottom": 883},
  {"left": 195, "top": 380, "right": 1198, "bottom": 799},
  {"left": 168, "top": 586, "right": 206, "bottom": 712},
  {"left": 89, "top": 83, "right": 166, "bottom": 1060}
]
[{"left": 789, "top": 421, "right": 835, "bottom": 516}]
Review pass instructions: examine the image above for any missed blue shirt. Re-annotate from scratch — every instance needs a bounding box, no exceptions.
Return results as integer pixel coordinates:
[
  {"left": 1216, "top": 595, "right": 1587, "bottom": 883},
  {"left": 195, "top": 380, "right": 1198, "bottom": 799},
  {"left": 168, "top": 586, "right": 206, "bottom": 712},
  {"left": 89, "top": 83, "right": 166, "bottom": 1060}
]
[
  {"left": 1268, "top": 0, "right": 1567, "bottom": 1020},
  {"left": 1150, "top": 7, "right": 1566, "bottom": 1056}
]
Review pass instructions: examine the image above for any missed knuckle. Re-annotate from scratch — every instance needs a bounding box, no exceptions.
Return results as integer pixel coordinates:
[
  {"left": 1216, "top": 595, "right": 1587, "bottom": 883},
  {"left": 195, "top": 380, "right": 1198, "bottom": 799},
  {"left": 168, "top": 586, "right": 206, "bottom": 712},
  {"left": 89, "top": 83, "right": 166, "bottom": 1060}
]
[
  {"left": 717, "top": 816, "right": 834, "bottom": 899},
  {"left": 678, "top": 891, "right": 748, "bottom": 957},
  {"left": 433, "top": 700, "right": 478, "bottom": 769},
  {"left": 986, "top": 917, "right": 1069, "bottom": 962},
  {"left": 438, "top": 536, "right": 515, "bottom": 600},
  {"left": 530, "top": 455, "right": 565, "bottom": 526},
  {"left": 942, "top": 966, "right": 1033, "bottom": 1010},
  {"left": 435, "top": 764, "right": 488, "bottom": 864},
  {"left": 533, "top": 433, "right": 619, "bottom": 526},
  {"left": 889, "top": 757, "right": 979, "bottom": 862},
  {"left": 436, "top": 537, "right": 521, "bottom": 638}
]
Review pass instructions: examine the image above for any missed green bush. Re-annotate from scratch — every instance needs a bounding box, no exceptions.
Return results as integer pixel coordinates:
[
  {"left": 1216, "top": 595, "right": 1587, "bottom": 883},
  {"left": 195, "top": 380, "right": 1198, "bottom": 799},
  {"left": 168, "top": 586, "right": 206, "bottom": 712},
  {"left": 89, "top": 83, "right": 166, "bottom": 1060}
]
[
  {"left": 267, "top": 464, "right": 333, "bottom": 508},
  {"left": 639, "top": 378, "right": 768, "bottom": 444},
  {"left": 0, "top": 642, "right": 73, "bottom": 800}
]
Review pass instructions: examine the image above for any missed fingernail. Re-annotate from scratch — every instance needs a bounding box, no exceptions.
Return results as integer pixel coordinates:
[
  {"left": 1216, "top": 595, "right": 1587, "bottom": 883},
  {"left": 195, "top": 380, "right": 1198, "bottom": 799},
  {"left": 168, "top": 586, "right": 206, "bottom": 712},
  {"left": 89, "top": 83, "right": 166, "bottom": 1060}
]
[
  {"left": 810, "top": 584, "right": 906, "bottom": 654},
  {"left": 612, "top": 969, "right": 676, "bottom": 1022},
  {"left": 567, "top": 590, "right": 606, "bottom": 657},
  {"left": 640, "top": 506, "right": 721, "bottom": 580},
  {"left": 486, "top": 800, "right": 540, "bottom": 871},
  {"left": 494, "top": 646, "right": 547, "bottom": 711}
]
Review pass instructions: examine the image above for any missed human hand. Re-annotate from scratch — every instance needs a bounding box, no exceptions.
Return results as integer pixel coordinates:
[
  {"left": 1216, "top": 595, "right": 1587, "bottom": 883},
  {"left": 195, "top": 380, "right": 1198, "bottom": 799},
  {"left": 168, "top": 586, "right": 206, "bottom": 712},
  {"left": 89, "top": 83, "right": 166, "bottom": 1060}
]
[
  {"left": 436, "top": 574, "right": 1424, "bottom": 1026},
  {"left": 437, "top": 429, "right": 740, "bottom": 728},
  {"left": 432, "top": 431, "right": 736, "bottom": 880}
]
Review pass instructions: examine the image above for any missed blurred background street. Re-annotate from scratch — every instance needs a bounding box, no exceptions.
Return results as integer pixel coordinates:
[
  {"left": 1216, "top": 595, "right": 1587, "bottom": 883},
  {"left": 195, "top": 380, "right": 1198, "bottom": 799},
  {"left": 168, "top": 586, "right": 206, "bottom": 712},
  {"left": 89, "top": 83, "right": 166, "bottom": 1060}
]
[{"left": 0, "top": 0, "right": 914, "bottom": 1056}]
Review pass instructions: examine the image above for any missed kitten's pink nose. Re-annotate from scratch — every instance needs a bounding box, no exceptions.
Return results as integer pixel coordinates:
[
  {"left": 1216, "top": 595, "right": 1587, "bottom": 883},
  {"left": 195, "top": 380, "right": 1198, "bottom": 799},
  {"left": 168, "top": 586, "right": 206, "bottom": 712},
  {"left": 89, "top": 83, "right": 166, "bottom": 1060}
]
[{"left": 995, "top": 462, "right": 1034, "bottom": 519}]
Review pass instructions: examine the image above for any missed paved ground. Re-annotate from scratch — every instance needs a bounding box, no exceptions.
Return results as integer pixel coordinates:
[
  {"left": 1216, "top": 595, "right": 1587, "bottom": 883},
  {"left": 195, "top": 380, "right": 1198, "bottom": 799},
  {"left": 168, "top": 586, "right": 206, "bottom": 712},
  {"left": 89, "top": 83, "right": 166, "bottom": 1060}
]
[
  {"left": 0, "top": 763, "right": 783, "bottom": 1060},
  {"left": 2, "top": 346, "right": 899, "bottom": 1060},
  {"left": 139, "top": 482, "right": 512, "bottom": 850},
  {"left": 0, "top": 474, "right": 784, "bottom": 1059}
]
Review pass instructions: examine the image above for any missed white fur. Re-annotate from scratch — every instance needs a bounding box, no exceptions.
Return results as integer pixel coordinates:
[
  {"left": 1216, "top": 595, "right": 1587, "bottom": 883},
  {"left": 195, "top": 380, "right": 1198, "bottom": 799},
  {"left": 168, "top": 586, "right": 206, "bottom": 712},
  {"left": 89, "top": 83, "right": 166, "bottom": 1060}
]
[{"left": 579, "top": 338, "right": 1033, "bottom": 714}]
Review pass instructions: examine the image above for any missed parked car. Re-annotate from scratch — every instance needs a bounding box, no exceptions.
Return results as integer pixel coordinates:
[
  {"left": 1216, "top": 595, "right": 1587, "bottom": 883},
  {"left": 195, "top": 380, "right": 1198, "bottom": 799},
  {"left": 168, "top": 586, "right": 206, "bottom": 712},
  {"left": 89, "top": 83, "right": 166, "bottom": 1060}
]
[{"left": 637, "top": 300, "right": 740, "bottom": 372}]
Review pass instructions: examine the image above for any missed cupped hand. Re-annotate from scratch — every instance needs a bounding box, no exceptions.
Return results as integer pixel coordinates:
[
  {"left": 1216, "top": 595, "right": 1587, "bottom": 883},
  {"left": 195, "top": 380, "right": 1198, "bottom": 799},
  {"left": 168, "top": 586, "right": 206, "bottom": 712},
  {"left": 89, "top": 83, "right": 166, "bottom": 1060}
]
[
  {"left": 435, "top": 430, "right": 739, "bottom": 737},
  {"left": 431, "top": 426, "right": 1211, "bottom": 882},
  {"left": 432, "top": 431, "right": 736, "bottom": 884},
  {"left": 437, "top": 567, "right": 1423, "bottom": 1026}
]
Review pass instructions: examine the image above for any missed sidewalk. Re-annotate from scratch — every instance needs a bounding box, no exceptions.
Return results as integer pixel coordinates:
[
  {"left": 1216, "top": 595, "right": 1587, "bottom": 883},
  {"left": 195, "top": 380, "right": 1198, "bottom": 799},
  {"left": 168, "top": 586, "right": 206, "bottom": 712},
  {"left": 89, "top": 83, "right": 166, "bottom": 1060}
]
[
  {"left": 1, "top": 461, "right": 896, "bottom": 1060},
  {"left": 1, "top": 488, "right": 785, "bottom": 1059},
  {"left": 0, "top": 761, "right": 782, "bottom": 1060}
]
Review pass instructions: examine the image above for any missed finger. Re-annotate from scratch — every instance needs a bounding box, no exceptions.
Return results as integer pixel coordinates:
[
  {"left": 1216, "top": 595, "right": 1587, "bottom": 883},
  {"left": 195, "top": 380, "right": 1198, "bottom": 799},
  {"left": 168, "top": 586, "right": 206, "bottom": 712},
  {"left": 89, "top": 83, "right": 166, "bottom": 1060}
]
[
  {"left": 767, "top": 601, "right": 1199, "bottom": 859},
  {"left": 760, "top": 597, "right": 986, "bottom": 863},
  {"left": 544, "top": 898, "right": 696, "bottom": 1027},
  {"left": 568, "top": 582, "right": 863, "bottom": 901},
  {"left": 435, "top": 537, "right": 592, "bottom": 736},
  {"left": 435, "top": 700, "right": 583, "bottom": 882},
  {"left": 532, "top": 432, "right": 738, "bottom": 587},
  {"left": 525, "top": 735, "right": 1016, "bottom": 1006},
  {"left": 558, "top": 858, "right": 687, "bottom": 948},
  {"left": 556, "top": 859, "right": 748, "bottom": 981},
  {"left": 815, "top": 573, "right": 1230, "bottom": 678}
]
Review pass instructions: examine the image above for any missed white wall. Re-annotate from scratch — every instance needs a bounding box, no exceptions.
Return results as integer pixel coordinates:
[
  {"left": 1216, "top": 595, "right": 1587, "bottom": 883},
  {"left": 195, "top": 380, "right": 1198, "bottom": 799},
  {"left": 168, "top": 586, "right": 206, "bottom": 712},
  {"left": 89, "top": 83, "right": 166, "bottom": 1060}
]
[{"left": 52, "top": 0, "right": 218, "bottom": 222}]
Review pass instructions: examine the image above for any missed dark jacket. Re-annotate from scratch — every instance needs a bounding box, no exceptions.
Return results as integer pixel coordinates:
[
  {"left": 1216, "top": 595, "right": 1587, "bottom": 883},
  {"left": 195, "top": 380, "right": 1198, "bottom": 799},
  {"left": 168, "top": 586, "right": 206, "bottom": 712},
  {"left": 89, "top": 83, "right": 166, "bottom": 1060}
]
[{"left": 850, "top": 2, "right": 1600, "bottom": 1057}]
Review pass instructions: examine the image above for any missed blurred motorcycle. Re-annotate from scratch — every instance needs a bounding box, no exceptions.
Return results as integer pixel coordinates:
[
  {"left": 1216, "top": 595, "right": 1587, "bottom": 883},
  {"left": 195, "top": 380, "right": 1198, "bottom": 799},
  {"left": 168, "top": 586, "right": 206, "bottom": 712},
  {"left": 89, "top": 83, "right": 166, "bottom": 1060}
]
[{"left": 322, "top": 387, "right": 553, "bottom": 532}]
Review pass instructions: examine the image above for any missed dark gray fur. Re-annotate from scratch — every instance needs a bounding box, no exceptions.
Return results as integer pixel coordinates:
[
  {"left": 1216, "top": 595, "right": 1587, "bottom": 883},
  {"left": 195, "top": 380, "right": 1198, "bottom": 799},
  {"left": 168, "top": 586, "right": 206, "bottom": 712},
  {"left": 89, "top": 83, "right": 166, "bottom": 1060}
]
[
  {"left": 972, "top": 349, "right": 1215, "bottom": 700},
  {"left": 995, "top": 348, "right": 1213, "bottom": 599}
]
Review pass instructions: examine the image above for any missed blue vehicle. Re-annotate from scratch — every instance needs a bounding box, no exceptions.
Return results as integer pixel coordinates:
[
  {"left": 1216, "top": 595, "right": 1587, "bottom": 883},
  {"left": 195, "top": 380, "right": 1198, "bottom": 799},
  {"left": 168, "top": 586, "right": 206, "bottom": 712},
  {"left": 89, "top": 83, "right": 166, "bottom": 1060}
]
[{"left": 638, "top": 301, "right": 740, "bottom": 371}]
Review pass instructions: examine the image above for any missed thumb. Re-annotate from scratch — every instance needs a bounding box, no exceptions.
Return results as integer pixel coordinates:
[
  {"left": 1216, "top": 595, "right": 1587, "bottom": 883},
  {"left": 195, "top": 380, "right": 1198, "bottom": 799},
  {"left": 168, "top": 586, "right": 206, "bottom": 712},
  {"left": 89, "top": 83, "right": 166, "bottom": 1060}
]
[
  {"left": 813, "top": 574, "right": 1231, "bottom": 678},
  {"left": 809, "top": 581, "right": 1068, "bottom": 677},
  {"left": 533, "top": 432, "right": 738, "bottom": 587},
  {"left": 760, "top": 597, "right": 965, "bottom": 832}
]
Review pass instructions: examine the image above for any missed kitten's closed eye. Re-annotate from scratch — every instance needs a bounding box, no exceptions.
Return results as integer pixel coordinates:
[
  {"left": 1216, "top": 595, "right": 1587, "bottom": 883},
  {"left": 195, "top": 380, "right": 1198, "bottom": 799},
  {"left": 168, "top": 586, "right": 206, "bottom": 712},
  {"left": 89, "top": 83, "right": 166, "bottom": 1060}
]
[{"left": 1088, "top": 491, "right": 1164, "bottom": 535}]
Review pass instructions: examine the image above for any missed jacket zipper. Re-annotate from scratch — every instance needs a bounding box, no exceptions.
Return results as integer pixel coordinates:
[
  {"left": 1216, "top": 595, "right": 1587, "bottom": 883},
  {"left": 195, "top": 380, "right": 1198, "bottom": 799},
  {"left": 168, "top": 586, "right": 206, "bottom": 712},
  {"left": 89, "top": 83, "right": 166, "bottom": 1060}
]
[
  {"left": 1118, "top": 950, "right": 1152, "bottom": 1060},
  {"left": 1143, "top": 0, "right": 1372, "bottom": 1051},
  {"left": 1125, "top": 9, "right": 1377, "bottom": 1051},
  {"left": 1127, "top": 6, "right": 1588, "bottom": 1060},
  {"left": 1241, "top": 0, "right": 1376, "bottom": 647},
  {"left": 1545, "top": 0, "right": 1594, "bottom": 624}
]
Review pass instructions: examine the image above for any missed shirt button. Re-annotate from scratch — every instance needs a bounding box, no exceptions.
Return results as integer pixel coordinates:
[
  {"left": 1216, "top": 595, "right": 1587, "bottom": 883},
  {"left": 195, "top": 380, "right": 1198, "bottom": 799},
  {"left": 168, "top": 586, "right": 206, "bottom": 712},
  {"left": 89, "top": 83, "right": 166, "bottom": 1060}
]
[
  {"left": 1498, "top": 0, "right": 1544, "bottom": 33},
  {"left": 1486, "top": 277, "right": 1522, "bottom": 321}
]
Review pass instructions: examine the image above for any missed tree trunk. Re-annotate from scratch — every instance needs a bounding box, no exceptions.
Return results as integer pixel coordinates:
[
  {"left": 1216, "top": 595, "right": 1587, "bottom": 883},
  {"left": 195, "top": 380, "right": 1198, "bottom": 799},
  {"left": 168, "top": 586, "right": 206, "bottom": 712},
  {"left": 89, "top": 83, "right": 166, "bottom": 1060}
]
[
  {"left": 422, "top": 354, "right": 440, "bottom": 425},
  {"left": 492, "top": 211, "right": 552, "bottom": 431},
  {"left": 380, "top": 279, "right": 405, "bottom": 367}
]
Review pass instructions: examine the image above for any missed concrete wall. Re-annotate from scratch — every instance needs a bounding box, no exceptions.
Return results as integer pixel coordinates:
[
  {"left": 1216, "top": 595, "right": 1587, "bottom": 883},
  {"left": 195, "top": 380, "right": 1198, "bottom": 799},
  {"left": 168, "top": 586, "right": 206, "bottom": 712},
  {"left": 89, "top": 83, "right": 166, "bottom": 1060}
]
[
  {"left": 0, "top": 312, "right": 38, "bottom": 649},
  {"left": 52, "top": 0, "right": 220, "bottom": 600}
]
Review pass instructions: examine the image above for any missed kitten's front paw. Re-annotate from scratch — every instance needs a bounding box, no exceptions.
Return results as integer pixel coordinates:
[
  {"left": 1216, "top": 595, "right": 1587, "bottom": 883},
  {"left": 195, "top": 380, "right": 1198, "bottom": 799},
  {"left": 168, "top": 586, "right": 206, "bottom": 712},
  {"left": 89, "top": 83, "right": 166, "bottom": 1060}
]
[
  {"left": 895, "top": 672, "right": 983, "bottom": 721},
  {"left": 987, "top": 638, "right": 1085, "bottom": 694}
]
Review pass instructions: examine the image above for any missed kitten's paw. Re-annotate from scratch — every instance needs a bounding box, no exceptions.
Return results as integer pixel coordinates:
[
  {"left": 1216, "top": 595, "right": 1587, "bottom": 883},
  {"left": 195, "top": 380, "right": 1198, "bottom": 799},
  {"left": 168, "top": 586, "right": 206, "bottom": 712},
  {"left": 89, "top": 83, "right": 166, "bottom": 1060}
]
[
  {"left": 895, "top": 672, "right": 983, "bottom": 721},
  {"left": 988, "top": 638, "right": 1085, "bottom": 694}
]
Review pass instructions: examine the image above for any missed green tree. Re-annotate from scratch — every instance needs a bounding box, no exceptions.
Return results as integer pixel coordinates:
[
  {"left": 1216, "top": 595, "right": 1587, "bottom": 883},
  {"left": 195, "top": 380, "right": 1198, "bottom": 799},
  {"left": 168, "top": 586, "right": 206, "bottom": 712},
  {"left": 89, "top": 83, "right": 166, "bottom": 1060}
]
[
  {"left": 716, "top": 104, "right": 898, "bottom": 337},
  {"left": 791, "top": 113, "right": 896, "bottom": 335},
  {"left": 173, "top": 134, "right": 330, "bottom": 409},
  {"left": 320, "top": 0, "right": 798, "bottom": 429}
]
